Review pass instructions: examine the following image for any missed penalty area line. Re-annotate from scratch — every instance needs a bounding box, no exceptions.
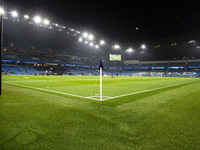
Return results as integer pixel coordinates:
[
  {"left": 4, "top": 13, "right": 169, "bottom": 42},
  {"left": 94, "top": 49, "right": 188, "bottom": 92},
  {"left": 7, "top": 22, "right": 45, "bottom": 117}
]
[{"left": 2, "top": 82, "right": 99, "bottom": 101}]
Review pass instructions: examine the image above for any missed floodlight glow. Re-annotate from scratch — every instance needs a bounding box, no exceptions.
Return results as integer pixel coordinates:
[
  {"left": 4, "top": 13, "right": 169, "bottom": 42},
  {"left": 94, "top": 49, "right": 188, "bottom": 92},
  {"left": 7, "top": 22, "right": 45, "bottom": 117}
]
[
  {"left": 0, "top": 8, "right": 5, "bottom": 14},
  {"left": 79, "top": 38, "right": 83, "bottom": 42},
  {"left": 88, "top": 34, "right": 94, "bottom": 40},
  {"left": 89, "top": 43, "right": 94, "bottom": 46},
  {"left": 24, "top": 15, "right": 29, "bottom": 19},
  {"left": 141, "top": 44, "right": 146, "bottom": 49},
  {"left": 100, "top": 40, "right": 105, "bottom": 45},
  {"left": 126, "top": 48, "right": 133, "bottom": 53},
  {"left": 95, "top": 45, "right": 99, "bottom": 49},
  {"left": 55, "top": 23, "right": 58, "bottom": 26},
  {"left": 113, "top": 44, "right": 120, "bottom": 49},
  {"left": 11, "top": 11, "right": 18, "bottom": 17},
  {"left": 188, "top": 40, "right": 195, "bottom": 43},
  {"left": 33, "top": 16, "right": 42, "bottom": 23},
  {"left": 83, "top": 32, "right": 88, "bottom": 38},
  {"left": 43, "top": 19, "right": 50, "bottom": 25},
  {"left": 84, "top": 40, "right": 88, "bottom": 44}
]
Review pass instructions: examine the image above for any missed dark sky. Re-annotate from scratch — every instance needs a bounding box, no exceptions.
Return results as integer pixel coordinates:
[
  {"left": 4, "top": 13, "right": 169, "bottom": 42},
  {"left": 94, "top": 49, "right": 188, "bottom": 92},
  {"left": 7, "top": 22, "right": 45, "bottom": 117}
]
[{"left": 4, "top": 0, "right": 200, "bottom": 42}]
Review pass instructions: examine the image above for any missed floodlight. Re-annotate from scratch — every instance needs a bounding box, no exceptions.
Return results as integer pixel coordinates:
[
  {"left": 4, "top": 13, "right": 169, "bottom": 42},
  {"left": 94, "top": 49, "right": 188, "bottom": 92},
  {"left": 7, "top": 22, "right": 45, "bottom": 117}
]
[
  {"left": 126, "top": 48, "right": 134, "bottom": 53},
  {"left": 33, "top": 16, "right": 42, "bottom": 23},
  {"left": 100, "top": 40, "right": 105, "bottom": 45},
  {"left": 43, "top": 19, "right": 50, "bottom": 25},
  {"left": 89, "top": 42, "right": 94, "bottom": 46},
  {"left": 84, "top": 40, "right": 88, "bottom": 44},
  {"left": 0, "top": 8, "right": 5, "bottom": 14},
  {"left": 79, "top": 38, "right": 83, "bottom": 42},
  {"left": 83, "top": 32, "right": 88, "bottom": 38},
  {"left": 95, "top": 45, "right": 99, "bottom": 49},
  {"left": 188, "top": 40, "right": 195, "bottom": 43},
  {"left": 88, "top": 34, "right": 94, "bottom": 40},
  {"left": 11, "top": 11, "right": 18, "bottom": 17},
  {"left": 113, "top": 44, "right": 120, "bottom": 49},
  {"left": 141, "top": 44, "right": 146, "bottom": 49},
  {"left": 24, "top": 15, "right": 29, "bottom": 19}
]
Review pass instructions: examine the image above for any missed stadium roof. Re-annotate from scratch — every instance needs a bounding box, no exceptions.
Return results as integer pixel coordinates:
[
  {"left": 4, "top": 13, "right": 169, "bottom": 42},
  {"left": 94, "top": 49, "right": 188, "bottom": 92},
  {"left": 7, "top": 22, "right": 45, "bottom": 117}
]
[{"left": 4, "top": 0, "right": 200, "bottom": 42}]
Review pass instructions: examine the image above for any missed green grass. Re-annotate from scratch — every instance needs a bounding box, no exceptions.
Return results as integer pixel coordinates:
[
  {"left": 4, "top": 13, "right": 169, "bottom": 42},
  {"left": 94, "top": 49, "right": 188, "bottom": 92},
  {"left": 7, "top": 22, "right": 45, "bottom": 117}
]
[{"left": 0, "top": 75, "right": 200, "bottom": 149}]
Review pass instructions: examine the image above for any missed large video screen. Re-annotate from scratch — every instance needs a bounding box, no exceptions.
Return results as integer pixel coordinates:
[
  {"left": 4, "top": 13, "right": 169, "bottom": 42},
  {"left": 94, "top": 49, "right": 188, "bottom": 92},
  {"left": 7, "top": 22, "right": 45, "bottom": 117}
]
[{"left": 109, "top": 54, "right": 121, "bottom": 61}]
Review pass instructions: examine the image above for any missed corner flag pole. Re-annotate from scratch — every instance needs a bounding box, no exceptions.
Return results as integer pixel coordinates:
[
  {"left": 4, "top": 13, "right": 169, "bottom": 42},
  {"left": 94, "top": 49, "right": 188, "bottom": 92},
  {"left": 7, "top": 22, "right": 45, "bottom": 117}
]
[
  {"left": 0, "top": 0, "right": 3, "bottom": 95},
  {"left": 99, "top": 60, "right": 103, "bottom": 101},
  {"left": 100, "top": 67, "right": 102, "bottom": 101}
]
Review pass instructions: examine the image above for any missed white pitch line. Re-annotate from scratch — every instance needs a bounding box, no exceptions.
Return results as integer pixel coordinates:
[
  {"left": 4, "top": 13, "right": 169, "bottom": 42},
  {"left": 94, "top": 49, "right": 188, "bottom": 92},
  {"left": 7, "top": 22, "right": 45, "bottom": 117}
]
[
  {"left": 102, "top": 81, "right": 198, "bottom": 101},
  {"left": 87, "top": 96, "right": 111, "bottom": 98},
  {"left": 86, "top": 96, "right": 111, "bottom": 101},
  {"left": 2, "top": 82, "right": 98, "bottom": 101},
  {"left": 2, "top": 80, "right": 199, "bottom": 102}
]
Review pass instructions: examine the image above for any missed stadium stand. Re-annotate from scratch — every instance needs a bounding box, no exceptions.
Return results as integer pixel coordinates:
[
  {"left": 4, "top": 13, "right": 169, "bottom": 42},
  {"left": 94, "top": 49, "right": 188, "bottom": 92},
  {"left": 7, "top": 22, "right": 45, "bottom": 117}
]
[{"left": 1, "top": 12, "right": 200, "bottom": 77}]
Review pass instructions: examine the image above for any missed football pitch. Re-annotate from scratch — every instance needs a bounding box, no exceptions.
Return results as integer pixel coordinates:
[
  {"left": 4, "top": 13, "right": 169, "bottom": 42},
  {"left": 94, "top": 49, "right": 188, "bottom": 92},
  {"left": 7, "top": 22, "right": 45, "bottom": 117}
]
[{"left": 1, "top": 75, "right": 200, "bottom": 149}]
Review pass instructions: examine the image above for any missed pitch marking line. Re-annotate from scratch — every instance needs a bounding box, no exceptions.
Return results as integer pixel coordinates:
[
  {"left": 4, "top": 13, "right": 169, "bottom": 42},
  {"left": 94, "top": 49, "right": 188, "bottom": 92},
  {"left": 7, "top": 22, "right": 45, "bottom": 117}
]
[
  {"left": 2, "top": 82, "right": 99, "bottom": 101},
  {"left": 86, "top": 96, "right": 111, "bottom": 101},
  {"left": 102, "top": 80, "right": 198, "bottom": 101},
  {"left": 3, "top": 80, "right": 198, "bottom": 101}
]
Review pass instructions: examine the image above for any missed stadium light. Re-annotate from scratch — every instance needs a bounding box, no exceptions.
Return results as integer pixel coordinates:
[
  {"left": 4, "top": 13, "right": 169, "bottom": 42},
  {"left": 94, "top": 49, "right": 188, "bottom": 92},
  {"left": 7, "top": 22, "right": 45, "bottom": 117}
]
[
  {"left": 83, "top": 32, "right": 88, "bottom": 38},
  {"left": 141, "top": 44, "right": 146, "bottom": 49},
  {"left": 88, "top": 34, "right": 94, "bottom": 40},
  {"left": 95, "top": 45, "right": 99, "bottom": 49},
  {"left": 11, "top": 11, "right": 18, "bottom": 17},
  {"left": 24, "top": 15, "right": 29, "bottom": 19},
  {"left": 33, "top": 16, "right": 42, "bottom": 23},
  {"left": 79, "top": 38, "right": 83, "bottom": 42},
  {"left": 100, "top": 40, "right": 105, "bottom": 45},
  {"left": 84, "top": 40, "right": 88, "bottom": 44},
  {"left": 188, "top": 40, "right": 195, "bottom": 43},
  {"left": 43, "top": 19, "right": 50, "bottom": 25},
  {"left": 0, "top": 8, "right": 5, "bottom": 14},
  {"left": 126, "top": 48, "right": 134, "bottom": 53},
  {"left": 113, "top": 44, "right": 120, "bottom": 49},
  {"left": 89, "top": 42, "right": 94, "bottom": 46}
]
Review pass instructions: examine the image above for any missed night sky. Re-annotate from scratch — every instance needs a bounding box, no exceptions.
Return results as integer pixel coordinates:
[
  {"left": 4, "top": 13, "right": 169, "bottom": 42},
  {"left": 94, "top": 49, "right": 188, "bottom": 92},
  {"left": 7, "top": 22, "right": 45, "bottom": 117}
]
[{"left": 4, "top": 0, "right": 200, "bottom": 42}]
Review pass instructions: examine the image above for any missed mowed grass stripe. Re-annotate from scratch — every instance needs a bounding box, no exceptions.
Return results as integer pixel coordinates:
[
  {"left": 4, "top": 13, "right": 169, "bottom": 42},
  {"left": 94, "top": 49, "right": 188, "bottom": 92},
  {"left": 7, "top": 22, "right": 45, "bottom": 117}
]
[{"left": 103, "top": 80, "right": 198, "bottom": 101}]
